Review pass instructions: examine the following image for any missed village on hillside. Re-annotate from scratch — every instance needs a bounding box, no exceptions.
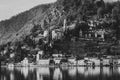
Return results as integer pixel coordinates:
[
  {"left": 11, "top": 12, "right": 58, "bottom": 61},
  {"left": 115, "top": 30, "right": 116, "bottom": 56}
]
[{"left": 0, "top": 0, "right": 120, "bottom": 67}]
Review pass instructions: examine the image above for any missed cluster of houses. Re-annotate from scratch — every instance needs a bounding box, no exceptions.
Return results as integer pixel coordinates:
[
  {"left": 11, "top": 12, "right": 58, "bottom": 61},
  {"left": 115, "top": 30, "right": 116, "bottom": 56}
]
[{"left": 6, "top": 50, "right": 120, "bottom": 67}]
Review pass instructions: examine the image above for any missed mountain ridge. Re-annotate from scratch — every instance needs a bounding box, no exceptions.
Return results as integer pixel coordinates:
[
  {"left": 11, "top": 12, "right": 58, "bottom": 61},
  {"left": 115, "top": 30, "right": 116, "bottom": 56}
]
[{"left": 0, "top": 3, "right": 52, "bottom": 44}]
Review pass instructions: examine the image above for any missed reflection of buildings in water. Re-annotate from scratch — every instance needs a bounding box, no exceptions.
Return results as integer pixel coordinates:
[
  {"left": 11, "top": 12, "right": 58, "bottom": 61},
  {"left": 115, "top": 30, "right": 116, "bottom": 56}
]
[
  {"left": 3, "top": 76, "right": 6, "bottom": 80},
  {"left": 36, "top": 67, "right": 50, "bottom": 80},
  {"left": 77, "top": 67, "right": 101, "bottom": 77},
  {"left": 77, "top": 67, "right": 85, "bottom": 74},
  {"left": 37, "top": 74, "right": 43, "bottom": 80},
  {"left": 15, "top": 67, "right": 36, "bottom": 79},
  {"left": 1, "top": 76, "right": 6, "bottom": 80},
  {"left": 8, "top": 67, "right": 14, "bottom": 71},
  {"left": 113, "top": 67, "right": 119, "bottom": 74},
  {"left": 36, "top": 67, "right": 50, "bottom": 75},
  {"left": 116, "top": 67, "right": 120, "bottom": 74},
  {"left": 53, "top": 68, "right": 62, "bottom": 80},
  {"left": 7, "top": 67, "right": 15, "bottom": 80},
  {"left": 77, "top": 67, "right": 100, "bottom": 76},
  {"left": 68, "top": 67, "right": 77, "bottom": 77},
  {"left": 102, "top": 67, "right": 111, "bottom": 76},
  {"left": 85, "top": 67, "right": 100, "bottom": 76},
  {"left": 20, "top": 67, "right": 29, "bottom": 79},
  {"left": 10, "top": 72, "right": 14, "bottom": 80},
  {"left": 61, "top": 67, "right": 68, "bottom": 71},
  {"left": 29, "top": 67, "right": 35, "bottom": 72},
  {"left": 88, "top": 67, "right": 100, "bottom": 76}
]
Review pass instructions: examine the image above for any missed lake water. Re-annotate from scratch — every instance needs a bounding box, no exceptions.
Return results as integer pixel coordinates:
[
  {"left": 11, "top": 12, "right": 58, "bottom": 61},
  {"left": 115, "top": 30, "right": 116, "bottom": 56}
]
[{"left": 1, "top": 67, "right": 120, "bottom": 80}]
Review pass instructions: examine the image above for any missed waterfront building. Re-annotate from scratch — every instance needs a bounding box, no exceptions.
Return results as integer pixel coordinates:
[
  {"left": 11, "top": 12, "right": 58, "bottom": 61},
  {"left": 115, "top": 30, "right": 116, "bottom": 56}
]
[
  {"left": 95, "top": 29, "right": 105, "bottom": 41},
  {"left": 89, "top": 58, "right": 100, "bottom": 66},
  {"left": 21, "top": 57, "right": 29, "bottom": 67},
  {"left": 43, "top": 30, "right": 49, "bottom": 38},
  {"left": 68, "top": 58, "right": 77, "bottom": 65},
  {"left": 36, "top": 50, "right": 50, "bottom": 66},
  {"left": 37, "top": 59, "right": 50, "bottom": 66},
  {"left": 36, "top": 50, "right": 44, "bottom": 61},
  {"left": 102, "top": 59, "right": 110, "bottom": 66},
  {"left": 52, "top": 54, "right": 63, "bottom": 58},
  {"left": 52, "top": 54, "right": 63, "bottom": 64},
  {"left": 8, "top": 63, "right": 14, "bottom": 67},
  {"left": 77, "top": 60, "right": 85, "bottom": 66},
  {"left": 52, "top": 29, "right": 64, "bottom": 40}
]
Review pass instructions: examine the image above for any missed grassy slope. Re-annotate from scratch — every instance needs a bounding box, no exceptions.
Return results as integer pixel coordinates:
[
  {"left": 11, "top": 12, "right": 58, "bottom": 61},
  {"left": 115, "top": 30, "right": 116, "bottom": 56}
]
[{"left": 0, "top": 3, "right": 51, "bottom": 44}]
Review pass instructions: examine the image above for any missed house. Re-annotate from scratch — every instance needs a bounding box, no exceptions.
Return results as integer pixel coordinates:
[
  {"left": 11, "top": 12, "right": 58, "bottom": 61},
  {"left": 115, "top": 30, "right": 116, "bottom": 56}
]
[
  {"left": 52, "top": 29, "right": 64, "bottom": 40},
  {"left": 36, "top": 50, "right": 50, "bottom": 66},
  {"left": 52, "top": 54, "right": 63, "bottom": 58},
  {"left": 52, "top": 54, "right": 63, "bottom": 64},
  {"left": 43, "top": 30, "right": 49, "bottom": 37},
  {"left": 36, "top": 50, "right": 44, "bottom": 61},
  {"left": 21, "top": 57, "right": 29, "bottom": 67},
  {"left": 68, "top": 58, "right": 77, "bottom": 65},
  {"left": 8, "top": 63, "right": 14, "bottom": 67},
  {"left": 77, "top": 60, "right": 85, "bottom": 66},
  {"left": 54, "top": 58, "right": 61, "bottom": 64},
  {"left": 83, "top": 57, "right": 100, "bottom": 66},
  {"left": 37, "top": 59, "right": 50, "bottom": 66},
  {"left": 102, "top": 58, "right": 110, "bottom": 66},
  {"left": 52, "top": 30, "right": 58, "bottom": 40},
  {"left": 89, "top": 58, "right": 100, "bottom": 66},
  {"left": 10, "top": 53, "right": 15, "bottom": 58},
  {"left": 95, "top": 29, "right": 105, "bottom": 40}
]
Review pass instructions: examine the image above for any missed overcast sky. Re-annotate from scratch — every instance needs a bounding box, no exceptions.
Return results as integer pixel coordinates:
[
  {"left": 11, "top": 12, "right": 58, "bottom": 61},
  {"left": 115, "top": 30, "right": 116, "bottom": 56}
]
[
  {"left": 0, "top": 0, "right": 117, "bottom": 21},
  {"left": 0, "top": 0, "right": 57, "bottom": 21}
]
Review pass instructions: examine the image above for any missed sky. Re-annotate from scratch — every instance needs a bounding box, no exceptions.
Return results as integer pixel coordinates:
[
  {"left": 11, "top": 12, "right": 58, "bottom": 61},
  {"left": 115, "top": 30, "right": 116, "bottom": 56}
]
[
  {"left": 0, "top": 0, "right": 57, "bottom": 21},
  {"left": 0, "top": 0, "right": 118, "bottom": 21}
]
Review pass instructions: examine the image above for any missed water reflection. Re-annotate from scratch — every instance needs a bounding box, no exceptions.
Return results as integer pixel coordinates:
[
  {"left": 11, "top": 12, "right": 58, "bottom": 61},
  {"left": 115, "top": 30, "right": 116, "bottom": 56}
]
[
  {"left": 36, "top": 67, "right": 50, "bottom": 80},
  {"left": 1, "top": 67, "right": 120, "bottom": 80},
  {"left": 53, "top": 68, "right": 62, "bottom": 80}
]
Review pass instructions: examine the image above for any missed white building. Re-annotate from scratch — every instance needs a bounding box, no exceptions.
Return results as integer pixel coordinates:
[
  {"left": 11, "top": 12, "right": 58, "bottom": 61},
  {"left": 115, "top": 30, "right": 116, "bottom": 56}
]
[
  {"left": 52, "top": 30, "right": 63, "bottom": 40},
  {"left": 77, "top": 60, "right": 85, "bottom": 66},
  {"left": 37, "top": 59, "right": 50, "bottom": 66},
  {"left": 68, "top": 58, "right": 77, "bottom": 65},
  {"left": 36, "top": 50, "right": 50, "bottom": 66},
  {"left": 89, "top": 58, "right": 100, "bottom": 66},
  {"left": 102, "top": 59, "right": 110, "bottom": 66},
  {"left": 95, "top": 29, "right": 106, "bottom": 40},
  {"left": 43, "top": 30, "right": 49, "bottom": 37},
  {"left": 21, "top": 57, "right": 29, "bottom": 67},
  {"left": 36, "top": 50, "right": 44, "bottom": 61},
  {"left": 52, "top": 54, "right": 63, "bottom": 58},
  {"left": 54, "top": 58, "right": 61, "bottom": 64}
]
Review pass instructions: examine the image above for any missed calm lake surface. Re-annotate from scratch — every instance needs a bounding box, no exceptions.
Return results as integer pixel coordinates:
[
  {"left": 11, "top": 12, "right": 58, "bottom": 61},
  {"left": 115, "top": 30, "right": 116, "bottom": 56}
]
[{"left": 1, "top": 67, "right": 120, "bottom": 80}]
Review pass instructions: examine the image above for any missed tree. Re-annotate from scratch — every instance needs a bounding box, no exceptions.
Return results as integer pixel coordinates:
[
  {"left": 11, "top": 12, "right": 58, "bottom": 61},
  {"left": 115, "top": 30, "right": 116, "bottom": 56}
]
[
  {"left": 112, "top": 6, "right": 119, "bottom": 20},
  {"left": 95, "top": 0, "right": 105, "bottom": 8},
  {"left": 97, "top": 7, "right": 105, "bottom": 18},
  {"left": 105, "top": 2, "right": 113, "bottom": 13}
]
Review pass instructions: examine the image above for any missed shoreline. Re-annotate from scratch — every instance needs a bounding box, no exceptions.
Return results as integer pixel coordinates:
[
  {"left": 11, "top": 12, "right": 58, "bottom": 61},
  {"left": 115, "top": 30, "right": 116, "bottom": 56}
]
[{"left": 1, "top": 64, "right": 120, "bottom": 68}]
